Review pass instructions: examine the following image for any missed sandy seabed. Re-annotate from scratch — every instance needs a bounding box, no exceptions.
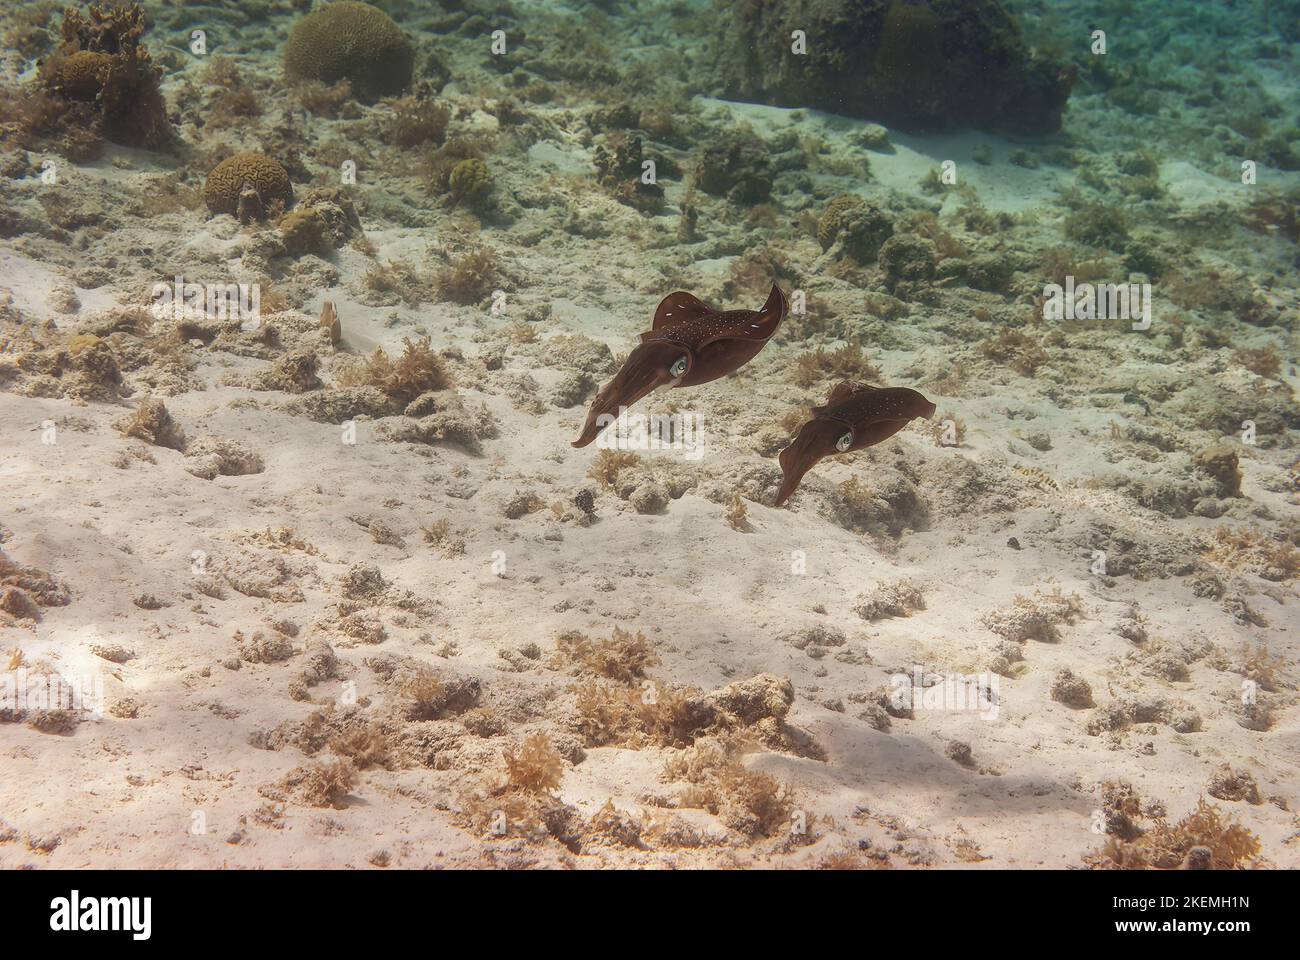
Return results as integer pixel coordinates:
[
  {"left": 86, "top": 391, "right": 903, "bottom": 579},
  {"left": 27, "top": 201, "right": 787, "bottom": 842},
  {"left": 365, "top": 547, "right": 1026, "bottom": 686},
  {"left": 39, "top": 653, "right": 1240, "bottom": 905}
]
[{"left": 1, "top": 0, "right": 1298, "bottom": 869}]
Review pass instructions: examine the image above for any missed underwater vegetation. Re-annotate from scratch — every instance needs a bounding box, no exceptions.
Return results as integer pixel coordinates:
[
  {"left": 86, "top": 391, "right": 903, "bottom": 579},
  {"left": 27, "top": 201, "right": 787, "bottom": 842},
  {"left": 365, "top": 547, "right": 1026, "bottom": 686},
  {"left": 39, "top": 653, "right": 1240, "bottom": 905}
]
[
  {"left": 5, "top": 2, "right": 171, "bottom": 158},
  {"left": 1090, "top": 782, "right": 1261, "bottom": 870}
]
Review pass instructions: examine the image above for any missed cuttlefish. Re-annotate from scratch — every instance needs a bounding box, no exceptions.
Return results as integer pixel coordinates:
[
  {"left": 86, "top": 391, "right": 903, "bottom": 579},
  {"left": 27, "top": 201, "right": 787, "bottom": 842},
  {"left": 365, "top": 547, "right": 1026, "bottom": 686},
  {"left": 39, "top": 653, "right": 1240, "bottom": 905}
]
[
  {"left": 775, "top": 382, "right": 937, "bottom": 506},
  {"left": 572, "top": 284, "right": 788, "bottom": 448}
]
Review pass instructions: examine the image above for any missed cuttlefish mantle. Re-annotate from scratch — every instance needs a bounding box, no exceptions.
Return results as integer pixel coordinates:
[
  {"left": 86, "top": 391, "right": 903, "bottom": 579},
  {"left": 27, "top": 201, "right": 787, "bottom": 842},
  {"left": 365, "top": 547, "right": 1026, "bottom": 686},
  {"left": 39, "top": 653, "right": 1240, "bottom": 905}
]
[
  {"left": 775, "top": 381, "right": 936, "bottom": 506},
  {"left": 572, "top": 283, "right": 788, "bottom": 448}
]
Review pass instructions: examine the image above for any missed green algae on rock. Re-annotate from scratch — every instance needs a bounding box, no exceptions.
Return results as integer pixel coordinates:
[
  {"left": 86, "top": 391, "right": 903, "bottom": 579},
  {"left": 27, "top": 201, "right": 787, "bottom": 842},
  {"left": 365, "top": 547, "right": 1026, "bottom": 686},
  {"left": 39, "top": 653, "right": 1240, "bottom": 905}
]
[
  {"left": 448, "top": 158, "right": 494, "bottom": 209},
  {"left": 695, "top": 128, "right": 772, "bottom": 204},
  {"left": 283, "top": 1, "right": 414, "bottom": 102},
  {"left": 818, "top": 195, "right": 894, "bottom": 263}
]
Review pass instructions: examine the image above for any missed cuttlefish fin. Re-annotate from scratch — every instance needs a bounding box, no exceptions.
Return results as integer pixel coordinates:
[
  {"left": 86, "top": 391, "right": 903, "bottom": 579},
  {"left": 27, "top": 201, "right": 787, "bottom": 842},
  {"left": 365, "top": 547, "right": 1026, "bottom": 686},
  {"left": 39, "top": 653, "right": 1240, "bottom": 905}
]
[
  {"left": 649, "top": 291, "right": 716, "bottom": 334},
  {"left": 811, "top": 381, "right": 861, "bottom": 416},
  {"left": 696, "top": 283, "right": 788, "bottom": 348}
]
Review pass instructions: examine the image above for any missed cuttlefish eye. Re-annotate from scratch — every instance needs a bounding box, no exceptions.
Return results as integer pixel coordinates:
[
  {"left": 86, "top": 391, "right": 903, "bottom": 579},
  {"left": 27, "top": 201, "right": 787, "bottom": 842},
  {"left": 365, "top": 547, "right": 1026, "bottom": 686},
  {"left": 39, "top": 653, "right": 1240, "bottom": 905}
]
[
  {"left": 669, "top": 355, "right": 689, "bottom": 378},
  {"left": 835, "top": 431, "right": 853, "bottom": 452}
]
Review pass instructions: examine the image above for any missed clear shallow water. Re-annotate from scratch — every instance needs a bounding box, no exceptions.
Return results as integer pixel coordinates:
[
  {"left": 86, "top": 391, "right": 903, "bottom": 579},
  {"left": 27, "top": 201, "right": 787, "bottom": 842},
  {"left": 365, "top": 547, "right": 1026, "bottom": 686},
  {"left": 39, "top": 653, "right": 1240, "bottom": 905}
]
[{"left": 0, "top": 0, "right": 1295, "bottom": 871}]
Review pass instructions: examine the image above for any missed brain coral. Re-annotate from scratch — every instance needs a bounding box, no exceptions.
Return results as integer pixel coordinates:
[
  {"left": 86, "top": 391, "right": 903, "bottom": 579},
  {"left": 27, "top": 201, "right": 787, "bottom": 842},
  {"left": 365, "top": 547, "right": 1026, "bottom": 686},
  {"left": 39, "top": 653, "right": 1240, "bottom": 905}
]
[
  {"left": 204, "top": 153, "right": 293, "bottom": 218},
  {"left": 55, "top": 50, "right": 114, "bottom": 101},
  {"left": 283, "top": 1, "right": 414, "bottom": 102}
]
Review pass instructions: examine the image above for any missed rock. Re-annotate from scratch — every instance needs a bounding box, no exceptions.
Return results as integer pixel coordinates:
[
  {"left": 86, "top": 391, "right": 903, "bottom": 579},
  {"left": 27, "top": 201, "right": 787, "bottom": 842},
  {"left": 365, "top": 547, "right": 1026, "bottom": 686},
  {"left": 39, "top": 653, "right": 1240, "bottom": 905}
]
[
  {"left": 714, "top": 0, "right": 1073, "bottom": 135},
  {"left": 319, "top": 301, "right": 341, "bottom": 345},
  {"left": 854, "top": 123, "right": 892, "bottom": 150},
  {"left": 879, "top": 234, "right": 937, "bottom": 292},
  {"left": 0, "top": 586, "right": 40, "bottom": 620},
  {"left": 817, "top": 194, "right": 894, "bottom": 263},
  {"left": 946, "top": 741, "right": 974, "bottom": 766},
  {"left": 1206, "top": 766, "right": 1262, "bottom": 804},
  {"left": 183, "top": 437, "right": 265, "bottom": 479},
  {"left": 115, "top": 398, "right": 187, "bottom": 450},
  {"left": 695, "top": 129, "right": 771, "bottom": 204},
  {"left": 629, "top": 482, "right": 668, "bottom": 514},
  {"left": 707, "top": 673, "right": 794, "bottom": 725},
  {"left": 1193, "top": 444, "right": 1243, "bottom": 498},
  {"left": 1049, "top": 668, "right": 1094, "bottom": 708}
]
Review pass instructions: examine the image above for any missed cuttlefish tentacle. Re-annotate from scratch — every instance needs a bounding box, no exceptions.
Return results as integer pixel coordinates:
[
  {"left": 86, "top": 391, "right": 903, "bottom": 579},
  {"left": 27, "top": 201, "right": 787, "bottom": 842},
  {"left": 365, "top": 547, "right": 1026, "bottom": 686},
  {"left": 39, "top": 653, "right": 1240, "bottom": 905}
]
[
  {"left": 775, "top": 382, "right": 937, "bottom": 507},
  {"left": 572, "top": 283, "right": 788, "bottom": 448}
]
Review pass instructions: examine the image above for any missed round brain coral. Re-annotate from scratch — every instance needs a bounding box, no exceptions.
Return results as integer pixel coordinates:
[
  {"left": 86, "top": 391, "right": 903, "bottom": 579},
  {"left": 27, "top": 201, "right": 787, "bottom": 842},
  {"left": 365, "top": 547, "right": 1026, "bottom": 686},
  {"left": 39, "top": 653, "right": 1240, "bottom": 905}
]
[
  {"left": 204, "top": 153, "right": 293, "bottom": 218},
  {"left": 283, "top": 1, "right": 414, "bottom": 102},
  {"left": 56, "top": 50, "right": 114, "bottom": 101}
]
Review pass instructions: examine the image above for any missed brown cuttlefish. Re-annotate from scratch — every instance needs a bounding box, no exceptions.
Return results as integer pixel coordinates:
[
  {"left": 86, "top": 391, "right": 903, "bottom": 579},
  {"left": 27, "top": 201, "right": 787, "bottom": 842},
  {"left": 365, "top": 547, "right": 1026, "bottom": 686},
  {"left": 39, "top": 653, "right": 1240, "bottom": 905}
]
[
  {"left": 775, "top": 381, "right": 937, "bottom": 506},
  {"left": 572, "top": 284, "right": 788, "bottom": 448}
]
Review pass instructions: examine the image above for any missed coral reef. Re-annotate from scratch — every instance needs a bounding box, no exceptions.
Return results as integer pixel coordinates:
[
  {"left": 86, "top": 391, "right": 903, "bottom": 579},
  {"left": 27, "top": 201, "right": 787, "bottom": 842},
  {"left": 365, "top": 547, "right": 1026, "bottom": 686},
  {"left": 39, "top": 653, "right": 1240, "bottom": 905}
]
[
  {"left": 283, "top": 1, "right": 414, "bottom": 102},
  {"left": 0, "top": 0, "right": 1294, "bottom": 875},
  {"left": 204, "top": 153, "right": 294, "bottom": 219},
  {"left": 28, "top": 3, "right": 172, "bottom": 151}
]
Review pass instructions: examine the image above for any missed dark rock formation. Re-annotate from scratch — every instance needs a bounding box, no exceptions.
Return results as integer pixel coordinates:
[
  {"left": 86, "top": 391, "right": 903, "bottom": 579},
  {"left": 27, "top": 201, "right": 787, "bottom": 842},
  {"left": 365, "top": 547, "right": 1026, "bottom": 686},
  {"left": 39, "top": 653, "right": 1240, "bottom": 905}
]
[{"left": 713, "top": 0, "right": 1074, "bottom": 135}]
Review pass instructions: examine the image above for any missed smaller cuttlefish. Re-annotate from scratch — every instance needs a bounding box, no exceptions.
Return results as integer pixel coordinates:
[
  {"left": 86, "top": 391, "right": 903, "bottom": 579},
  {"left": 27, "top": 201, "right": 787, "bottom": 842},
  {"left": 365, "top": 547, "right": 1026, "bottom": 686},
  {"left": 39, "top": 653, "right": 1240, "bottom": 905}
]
[
  {"left": 573, "top": 284, "right": 788, "bottom": 448},
  {"left": 776, "top": 381, "right": 937, "bottom": 506}
]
